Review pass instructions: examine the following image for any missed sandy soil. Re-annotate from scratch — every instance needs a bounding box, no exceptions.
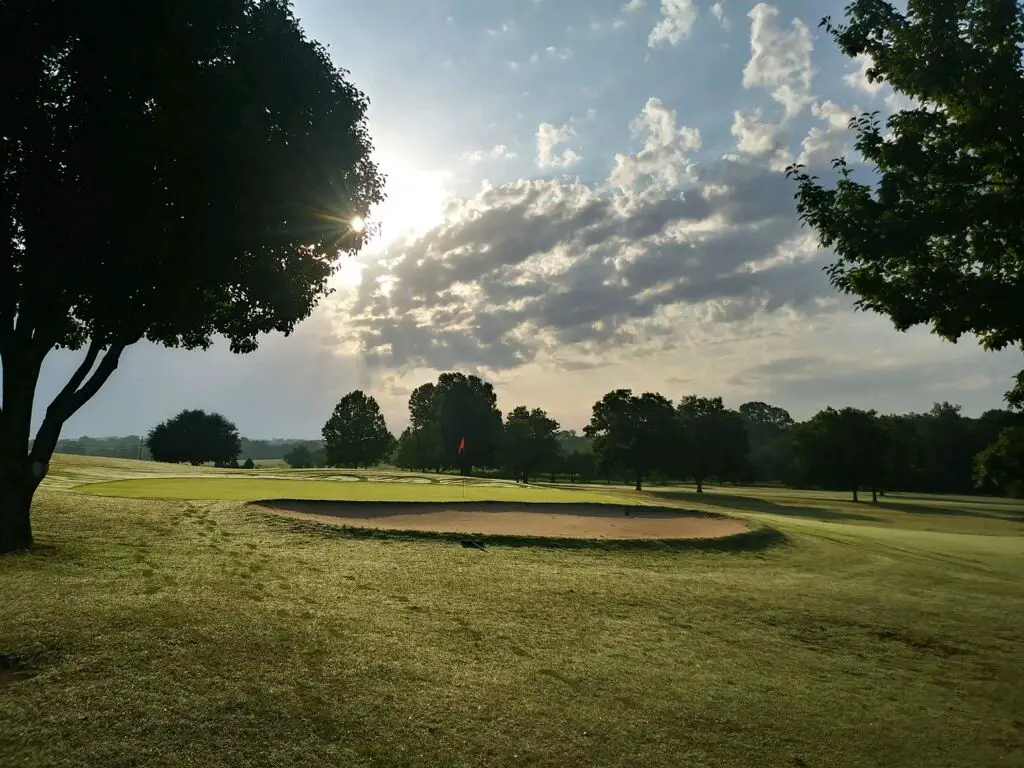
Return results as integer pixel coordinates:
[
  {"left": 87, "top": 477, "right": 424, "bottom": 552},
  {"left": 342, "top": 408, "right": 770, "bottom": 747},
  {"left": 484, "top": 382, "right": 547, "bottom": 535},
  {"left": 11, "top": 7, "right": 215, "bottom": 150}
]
[{"left": 258, "top": 500, "right": 749, "bottom": 540}]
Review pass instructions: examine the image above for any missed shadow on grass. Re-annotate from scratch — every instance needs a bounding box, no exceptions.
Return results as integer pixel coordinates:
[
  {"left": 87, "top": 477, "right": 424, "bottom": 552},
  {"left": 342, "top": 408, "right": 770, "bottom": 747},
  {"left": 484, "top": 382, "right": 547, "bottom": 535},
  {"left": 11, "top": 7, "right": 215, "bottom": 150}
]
[
  {"left": 647, "top": 489, "right": 882, "bottom": 524},
  {"left": 248, "top": 507, "right": 786, "bottom": 553},
  {"left": 871, "top": 500, "right": 1021, "bottom": 520}
]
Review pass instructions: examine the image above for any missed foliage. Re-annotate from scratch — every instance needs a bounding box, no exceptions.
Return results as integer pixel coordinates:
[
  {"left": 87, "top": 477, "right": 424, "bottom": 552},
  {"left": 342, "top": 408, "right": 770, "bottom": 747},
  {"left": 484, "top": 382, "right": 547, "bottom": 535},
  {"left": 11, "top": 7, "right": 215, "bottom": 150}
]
[
  {"left": 500, "top": 406, "right": 561, "bottom": 483},
  {"left": 400, "top": 374, "right": 503, "bottom": 473},
  {"left": 584, "top": 390, "right": 678, "bottom": 491},
  {"left": 145, "top": 410, "right": 241, "bottom": 466},
  {"left": 676, "top": 396, "right": 749, "bottom": 492},
  {"left": 786, "top": 0, "right": 1024, "bottom": 405},
  {"left": 282, "top": 444, "right": 318, "bottom": 469},
  {"left": 321, "top": 391, "right": 393, "bottom": 469},
  {"left": 564, "top": 450, "right": 598, "bottom": 483},
  {"left": 0, "top": 0, "right": 384, "bottom": 551},
  {"left": 738, "top": 401, "right": 795, "bottom": 484},
  {"left": 974, "top": 426, "right": 1024, "bottom": 497},
  {"left": 790, "top": 407, "right": 888, "bottom": 501},
  {"left": 241, "top": 457, "right": 256, "bottom": 470}
]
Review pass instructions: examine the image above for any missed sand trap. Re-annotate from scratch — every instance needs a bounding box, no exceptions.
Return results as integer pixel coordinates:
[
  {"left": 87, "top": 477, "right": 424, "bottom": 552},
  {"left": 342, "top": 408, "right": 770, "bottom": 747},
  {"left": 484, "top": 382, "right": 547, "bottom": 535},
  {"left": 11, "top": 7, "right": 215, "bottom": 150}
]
[{"left": 258, "top": 500, "right": 749, "bottom": 540}]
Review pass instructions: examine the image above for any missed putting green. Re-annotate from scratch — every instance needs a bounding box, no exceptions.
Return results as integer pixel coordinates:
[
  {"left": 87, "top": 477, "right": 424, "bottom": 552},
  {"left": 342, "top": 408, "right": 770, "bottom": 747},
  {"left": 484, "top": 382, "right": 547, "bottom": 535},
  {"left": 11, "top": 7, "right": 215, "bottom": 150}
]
[{"left": 77, "top": 476, "right": 632, "bottom": 504}]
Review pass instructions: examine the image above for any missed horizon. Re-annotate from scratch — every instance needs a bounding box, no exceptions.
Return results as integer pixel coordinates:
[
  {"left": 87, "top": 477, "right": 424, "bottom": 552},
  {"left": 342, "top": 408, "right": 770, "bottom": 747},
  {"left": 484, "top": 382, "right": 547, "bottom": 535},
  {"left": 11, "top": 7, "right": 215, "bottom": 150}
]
[{"left": 33, "top": 0, "right": 1024, "bottom": 440}]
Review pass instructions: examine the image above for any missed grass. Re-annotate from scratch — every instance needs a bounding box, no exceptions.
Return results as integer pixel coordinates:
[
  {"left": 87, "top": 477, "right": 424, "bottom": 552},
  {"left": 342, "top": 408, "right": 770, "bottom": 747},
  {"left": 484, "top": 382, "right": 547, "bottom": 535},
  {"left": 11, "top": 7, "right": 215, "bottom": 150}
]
[{"left": 1, "top": 454, "right": 1023, "bottom": 767}]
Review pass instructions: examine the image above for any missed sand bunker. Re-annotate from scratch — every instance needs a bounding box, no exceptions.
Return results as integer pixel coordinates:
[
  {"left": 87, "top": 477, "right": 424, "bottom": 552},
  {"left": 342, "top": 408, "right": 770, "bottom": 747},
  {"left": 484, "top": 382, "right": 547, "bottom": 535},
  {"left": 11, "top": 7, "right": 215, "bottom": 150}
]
[{"left": 258, "top": 500, "right": 748, "bottom": 540}]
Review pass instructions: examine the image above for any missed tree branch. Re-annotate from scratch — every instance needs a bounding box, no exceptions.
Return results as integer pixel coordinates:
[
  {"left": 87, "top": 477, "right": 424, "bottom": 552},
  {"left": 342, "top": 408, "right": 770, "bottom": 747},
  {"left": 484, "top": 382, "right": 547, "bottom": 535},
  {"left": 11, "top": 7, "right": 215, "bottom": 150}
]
[{"left": 29, "top": 339, "right": 130, "bottom": 466}]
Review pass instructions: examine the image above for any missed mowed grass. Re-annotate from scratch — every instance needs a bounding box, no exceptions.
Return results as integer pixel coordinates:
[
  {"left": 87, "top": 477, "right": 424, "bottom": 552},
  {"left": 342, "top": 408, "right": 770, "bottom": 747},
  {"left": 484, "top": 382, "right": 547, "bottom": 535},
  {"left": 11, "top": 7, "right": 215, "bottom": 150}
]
[
  {"left": 78, "top": 476, "right": 631, "bottom": 505},
  {"left": 1, "top": 456, "right": 1023, "bottom": 767}
]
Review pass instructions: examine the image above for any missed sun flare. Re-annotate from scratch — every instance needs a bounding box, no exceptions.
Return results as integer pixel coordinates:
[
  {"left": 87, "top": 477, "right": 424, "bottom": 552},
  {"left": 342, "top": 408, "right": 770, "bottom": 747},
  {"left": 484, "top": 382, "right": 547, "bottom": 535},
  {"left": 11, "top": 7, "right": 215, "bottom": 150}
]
[{"left": 349, "top": 216, "right": 366, "bottom": 233}]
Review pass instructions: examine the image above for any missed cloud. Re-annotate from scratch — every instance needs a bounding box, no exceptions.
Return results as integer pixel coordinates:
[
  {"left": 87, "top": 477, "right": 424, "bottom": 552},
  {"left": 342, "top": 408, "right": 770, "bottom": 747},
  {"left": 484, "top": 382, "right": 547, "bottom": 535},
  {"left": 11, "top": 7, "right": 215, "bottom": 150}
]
[
  {"left": 340, "top": 98, "right": 841, "bottom": 376},
  {"left": 536, "top": 122, "right": 582, "bottom": 168},
  {"left": 742, "top": 3, "right": 814, "bottom": 119},
  {"left": 649, "top": 0, "right": 699, "bottom": 47},
  {"left": 795, "top": 100, "right": 858, "bottom": 166},
  {"left": 623, "top": 0, "right": 645, "bottom": 10},
  {"left": 843, "top": 53, "right": 884, "bottom": 96},
  {"left": 730, "top": 108, "right": 790, "bottom": 166},
  {"left": 545, "top": 46, "right": 573, "bottom": 60},
  {"left": 610, "top": 97, "right": 702, "bottom": 191},
  {"left": 710, "top": 2, "right": 730, "bottom": 30},
  {"left": 462, "top": 145, "right": 518, "bottom": 164}
]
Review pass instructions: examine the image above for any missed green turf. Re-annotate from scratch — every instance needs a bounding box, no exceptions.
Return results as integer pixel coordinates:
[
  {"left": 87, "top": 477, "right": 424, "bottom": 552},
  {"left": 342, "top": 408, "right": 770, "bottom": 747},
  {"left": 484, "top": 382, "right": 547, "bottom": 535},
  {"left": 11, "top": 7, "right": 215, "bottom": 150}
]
[
  {"left": 2, "top": 455, "right": 1023, "bottom": 767},
  {"left": 77, "top": 476, "right": 631, "bottom": 504}
]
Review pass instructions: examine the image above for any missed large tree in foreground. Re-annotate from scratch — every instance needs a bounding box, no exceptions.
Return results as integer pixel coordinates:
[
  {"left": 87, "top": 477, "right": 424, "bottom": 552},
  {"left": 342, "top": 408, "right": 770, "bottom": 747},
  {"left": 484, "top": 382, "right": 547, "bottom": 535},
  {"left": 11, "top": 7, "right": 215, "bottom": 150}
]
[
  {"left": 787, "top": 0, "right": 1024, "bottom": 405},
  {"left": 0, "top": 0, "right": 384, "bottom": 552},
  {"left": 147, "top": 410, "right": 241, "bottom": 466},
  {"left": 322, "top": 391, "right": 394, "bottom": 469}
]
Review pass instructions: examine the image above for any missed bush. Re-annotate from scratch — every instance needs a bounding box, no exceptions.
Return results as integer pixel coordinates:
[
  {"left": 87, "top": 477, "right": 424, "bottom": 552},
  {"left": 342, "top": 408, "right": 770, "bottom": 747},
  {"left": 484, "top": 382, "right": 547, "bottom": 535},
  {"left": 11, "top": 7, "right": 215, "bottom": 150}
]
[{"left": 242, "top": 457, "right": 255, "bottom": 470}]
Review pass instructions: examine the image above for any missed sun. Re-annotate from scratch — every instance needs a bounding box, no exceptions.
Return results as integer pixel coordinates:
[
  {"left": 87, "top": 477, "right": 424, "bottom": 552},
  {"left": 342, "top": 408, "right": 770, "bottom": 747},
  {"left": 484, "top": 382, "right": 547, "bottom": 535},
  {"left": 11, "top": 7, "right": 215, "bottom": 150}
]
[{"left": 349, "top": 216, "right": 366, "bottom": 234}]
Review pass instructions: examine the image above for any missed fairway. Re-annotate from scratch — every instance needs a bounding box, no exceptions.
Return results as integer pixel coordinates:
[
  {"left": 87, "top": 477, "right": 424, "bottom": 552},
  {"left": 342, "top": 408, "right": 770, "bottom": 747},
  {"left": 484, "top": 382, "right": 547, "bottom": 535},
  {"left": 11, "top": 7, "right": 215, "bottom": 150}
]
[{"left": 2, "top": 455, "right": 1023, "bottom": 767}]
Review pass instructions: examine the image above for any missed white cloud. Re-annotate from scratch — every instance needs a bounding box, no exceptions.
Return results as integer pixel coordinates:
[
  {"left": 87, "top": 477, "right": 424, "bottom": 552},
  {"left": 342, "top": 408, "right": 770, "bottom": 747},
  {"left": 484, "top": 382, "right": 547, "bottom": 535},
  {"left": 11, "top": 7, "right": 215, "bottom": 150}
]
[
  {"left": 710, "top": 2, "right": 730, "bottom": 30},
  {"left": 462, "top": 145, "right": 518, "bottom": 165},
  {"left": 648, "top": 0, "right": 699, "bottom": 47},
  {"left": 610, "top": 98, "right": 702, "bottom": 192},
  {"left": 843, "top": 53, "right": 884, "bottom": 96},
  {"left": 536, "top": 122, "right": 582, "bottom": 168},
  {"left": 742, "top": 3, "right": 814, "bottom": 119},
  {"left": 545, "top": 46, "right": 573, "bottom": 60},
  {"left": 796, "top": 100, "right": 858, "bottom": 166},
  {"left": 623, "top": 0, "right": 645, "bottom": 10},
  {"left": 731, "top": 109, "right": 787, "bottom": 158}
]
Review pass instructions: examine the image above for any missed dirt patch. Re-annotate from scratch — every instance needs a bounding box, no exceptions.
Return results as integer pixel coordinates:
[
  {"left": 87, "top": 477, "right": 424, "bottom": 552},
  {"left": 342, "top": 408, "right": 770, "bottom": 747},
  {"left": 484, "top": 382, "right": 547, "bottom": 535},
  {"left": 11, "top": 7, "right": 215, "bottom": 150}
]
[{"left": 257, "top": 500, "right": 749, "bottom": 540}]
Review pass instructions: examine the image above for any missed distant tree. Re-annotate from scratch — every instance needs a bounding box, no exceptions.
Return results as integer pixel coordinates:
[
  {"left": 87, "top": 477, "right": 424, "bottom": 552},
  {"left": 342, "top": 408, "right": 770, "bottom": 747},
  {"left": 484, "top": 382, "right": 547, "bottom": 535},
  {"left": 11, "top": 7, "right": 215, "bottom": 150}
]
[
  {"left": 565, "top": 450, "right": 597, "bottom": 483},
  {"left": 242, "top": 457, "right": 256, "bottom": 470},
  {"left": 146, "top": 410, "right": 241, "bottom": 466},
  {"left": 283, "top": 445, "right": 317, "bottom": 469},
  {"left": 790, "top": 407, "right": 888, "bottom": 502},
  {"left": 676, "top": 396, "right": 749, "bottom": 492},
  {"left": 409, "top": 373, "right": 504, "bottom": 474},
  {"left": 877, "top": 414, "right": 922, "bottom": 494},
  {"left": 500, "top": 406, "right": 561, "bottom": 483},
  {"left": 738, "top": 401, "right": 795, "bottom": 484},
  {"left": 322, "top": 391, "right": 393, "bottom": 468},
  {"left": 787, "top": 0, "right": 1024, "bottom": 407},
  {"left": 584, "top": 390, "right": 677, "bottom": 491},
  {"left": 974, "top": 427, "right": 1024, "bottom": 498},
  {"left": 0, "top": 0, "right": 384, "bottom": 552},
  {"left": 912, "top": 403, "right": 977, "bottom": 495}
]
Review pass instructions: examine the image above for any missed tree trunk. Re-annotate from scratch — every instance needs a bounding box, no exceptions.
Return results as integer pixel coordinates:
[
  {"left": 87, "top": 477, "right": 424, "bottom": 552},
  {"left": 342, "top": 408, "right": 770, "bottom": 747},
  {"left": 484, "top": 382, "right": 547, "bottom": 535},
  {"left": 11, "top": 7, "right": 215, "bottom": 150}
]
[
  {"left": 0, "top": 474, "right": 37, "bottom": 553},
  {"left": 852, "top": 487, "right": 859, "bottom": 503},
  {"left": 634, "top": 470, "right": 642, "bottom": 492},
  {"left": 871, "top": 488, "right": 878, "bottom": 504},
  {"left": 696, "top": 477, "right": 704, "bottom": 493}
]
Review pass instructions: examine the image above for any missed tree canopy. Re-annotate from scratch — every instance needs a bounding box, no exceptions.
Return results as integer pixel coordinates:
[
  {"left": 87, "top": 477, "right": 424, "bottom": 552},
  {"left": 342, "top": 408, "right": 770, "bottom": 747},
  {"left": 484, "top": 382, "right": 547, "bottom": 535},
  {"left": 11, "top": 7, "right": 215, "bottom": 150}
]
[
  {"left": 146, "top": 410, "right": 241, "bottom": 466},
  {"left": 500, "top": 406, "right": 561, "bottom": 483},
  {"left": 790, "top": 407, "right": 889, "bottom": 502},
  {"left": 584, "top": 389, "right": 678, "bottom": 491},
  {"left": 676, "top": 396, "right": 749, "bottom": 492},
  {"left": 0, "top": 0, "right": 384, "bottom": 552},
  {"left": 974, "top": 426, "right": 1024, "bottom": 498},
  {"left": 786, "top": 0, "right": 1024, "bottom": 405},
  {"left": 321, "top": 391, "right": 394, "bottom": 468}
]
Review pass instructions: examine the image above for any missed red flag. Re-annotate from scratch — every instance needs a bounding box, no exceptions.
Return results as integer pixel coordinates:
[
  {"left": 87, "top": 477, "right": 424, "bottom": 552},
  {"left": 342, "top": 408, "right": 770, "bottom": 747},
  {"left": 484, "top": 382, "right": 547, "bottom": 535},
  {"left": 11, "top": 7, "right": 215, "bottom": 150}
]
[{"left": 457, "top": 437, "right": 465, "bottom": 454}]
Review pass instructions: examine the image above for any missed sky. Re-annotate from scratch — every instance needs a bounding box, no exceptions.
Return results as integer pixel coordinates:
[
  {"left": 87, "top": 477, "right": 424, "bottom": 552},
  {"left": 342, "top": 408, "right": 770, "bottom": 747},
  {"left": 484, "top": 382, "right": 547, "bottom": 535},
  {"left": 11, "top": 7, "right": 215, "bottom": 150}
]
[{"left": 39, "top": 0, "right": 1024, "bottom": 439}]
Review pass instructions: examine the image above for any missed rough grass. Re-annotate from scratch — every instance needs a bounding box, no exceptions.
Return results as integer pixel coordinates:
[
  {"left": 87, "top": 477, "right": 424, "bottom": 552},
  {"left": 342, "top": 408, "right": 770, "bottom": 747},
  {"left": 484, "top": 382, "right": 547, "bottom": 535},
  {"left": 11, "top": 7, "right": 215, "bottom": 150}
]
[{"left": 2, "top": 456, "right": 1023, "bottom": 767}]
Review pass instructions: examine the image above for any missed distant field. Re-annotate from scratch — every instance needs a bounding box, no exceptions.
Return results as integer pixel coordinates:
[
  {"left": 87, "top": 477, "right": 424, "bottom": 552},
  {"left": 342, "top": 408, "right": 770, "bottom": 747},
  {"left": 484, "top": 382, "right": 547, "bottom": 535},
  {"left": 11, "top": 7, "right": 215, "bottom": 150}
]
[{"left": 2, "top": 454, "right": 1021, "bottom": 767}]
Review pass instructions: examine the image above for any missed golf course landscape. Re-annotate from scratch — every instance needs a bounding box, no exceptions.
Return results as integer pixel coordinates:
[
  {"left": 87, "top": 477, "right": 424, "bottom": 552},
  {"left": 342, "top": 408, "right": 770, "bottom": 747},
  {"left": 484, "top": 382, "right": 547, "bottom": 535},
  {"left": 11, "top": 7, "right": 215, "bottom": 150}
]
[{"left": 2, "top": 454, "right": 1022, "bottom": 767}]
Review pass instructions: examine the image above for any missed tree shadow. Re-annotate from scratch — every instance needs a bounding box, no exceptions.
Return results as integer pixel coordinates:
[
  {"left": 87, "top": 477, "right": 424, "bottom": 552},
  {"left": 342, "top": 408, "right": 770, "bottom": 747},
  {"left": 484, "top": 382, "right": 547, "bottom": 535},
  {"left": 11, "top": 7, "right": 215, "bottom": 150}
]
[
  {"left": 872, "top": 499, "right": 1018, "bottom": 520},
  {"left": 648, "top": 489, "right": 882, "bottom": 523}
]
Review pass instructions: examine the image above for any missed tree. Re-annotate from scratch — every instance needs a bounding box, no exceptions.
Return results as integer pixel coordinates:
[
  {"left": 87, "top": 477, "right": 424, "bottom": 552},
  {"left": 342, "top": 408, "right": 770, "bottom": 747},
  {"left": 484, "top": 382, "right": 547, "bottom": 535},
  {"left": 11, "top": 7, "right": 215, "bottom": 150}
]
[
  {"left": 565, "top": 450, "right": 597, "bottom": 484},
  {"left": 974, "top": 427, "right": 1024, "bottom": 498},
  {"left": 409, "top": 373, "right": 504, "bottom": 474},
  {"left": 584, "top": 390, "right": 677, "bottom": 491},
  {"left": 0, "top": 0, "right": 384, "bottom": 552},
  {"left": 242, "top": 457, "right": 256, "bottom": 470},
  {"left": 321, "top": 391, "right": 393, "bottom": 468},
  {"left": 790, "top": 407, "right": 888, "bottom": 502},
  {"left": 786, "top": 0, "right": 1024, "bottom": 406},
  {"left": 146, "top": 410, "right": 241, "bottom": 466},
  {"left": 738, "top": 401, "right": 795, "bottom": 484},
  {"left": 500, "top": 406, "right": 561, "bottom": 483},
  {"left": 283, "top": 444, "right": 317, "bottom": 469},
  {"left": 676, "top": 396, "right": 749, "bottom": 492}
]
